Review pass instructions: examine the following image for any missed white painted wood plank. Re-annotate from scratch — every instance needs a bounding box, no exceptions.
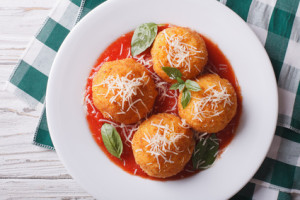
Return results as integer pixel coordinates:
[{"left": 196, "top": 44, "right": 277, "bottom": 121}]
[
  {"left": 0, "top": 0, "right": 92, "bottom": 198},
  {"left": 0, "top": 66, "right": 14, "bottom": 89},
  {"left": 0, "top": 0, "right": 57, "bottom": 66},
  {"left": 0, "top": 131, "right": 71, "bottom": 179},
  {"left": 0, "top": 0, "right": 56, "bottom": 7},
  {"left": 0, "top": 179, "right": 94, "bottom": 199},
  {"left": 0, "top": 108, "right": 70, "bottom": 179},
  {"left": 0, "top": 88, "right": 41, "bottom": 129}
]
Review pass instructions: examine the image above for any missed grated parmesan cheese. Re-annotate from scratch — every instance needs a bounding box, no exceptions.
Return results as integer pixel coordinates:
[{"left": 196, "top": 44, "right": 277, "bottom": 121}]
[
  {"left": 126, "top": 47, "right": 131, "bottom": 58},
  {"left": 84, "top": 93, "right": 96, "bottom": 114},
  {"left": 192, "top": 82, "right": 233, "bottom": 121},
  {"left": 193, "top": 132, "right": 220, "bottom": 169},
  {"left": 178, "top": 118, "right": 190, "bottom": 129},
  {"left": 99, "top": 118, "right": 141, "bottom": 147},
  {"left": 162, "top": 30, "right": 204, "bottom": 73},
  {"left": 134, "top": 54, "right": 153, "bottom": 67},
  {"left": 127, "top": 51, "right": 178, "bottom": 106},
  {"left": 94, "top": 70, "right": 149, "bottom": 117},
  {"left": 142, "top": 119, "right": 188, "bottom": 170},
  {"left": 119, "top": 43, "right": 123, "bottom": 56}
]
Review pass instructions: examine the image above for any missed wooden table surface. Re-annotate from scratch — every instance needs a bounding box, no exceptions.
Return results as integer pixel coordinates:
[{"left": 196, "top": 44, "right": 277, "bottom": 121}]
[{"left": 0, "top": 0, "right": 93, "bottom": 198}]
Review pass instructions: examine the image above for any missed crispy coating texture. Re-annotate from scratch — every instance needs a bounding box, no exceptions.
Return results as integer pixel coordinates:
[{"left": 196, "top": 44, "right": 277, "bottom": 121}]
[
  {"left": 151, "top": 27, "right": 208, "bottom": 83},
  {"left": 92, "top": 58, "right": 157, "bottom": 124},
  {"left": 132, "top": 113, "right": 195, "bottom": 178},
  {"left": 178, "top": 74, "right": 237, "bottom": 133}
]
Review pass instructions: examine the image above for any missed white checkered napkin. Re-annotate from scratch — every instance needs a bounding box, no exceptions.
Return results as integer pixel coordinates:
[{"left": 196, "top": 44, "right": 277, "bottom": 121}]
[
  {"left": 246, "top": 0, "right": 300, "bottom": 134},
  {"left": 222, "top": 0, "right": 300, "bottom": 135},
  {"left": 221, "top": 0, "right": 300, "bottom": 197},
  {"left": 6, "top": 0, "right": 84, "bottom": 149}
]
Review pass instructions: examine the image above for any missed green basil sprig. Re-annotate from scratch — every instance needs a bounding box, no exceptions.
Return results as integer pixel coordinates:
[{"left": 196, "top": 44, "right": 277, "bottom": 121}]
[
  {"left": 181, "top": 88, "right": 191, "bottom": 109},
  {"left": 131, "top": 23, "right": 158, "bottom": 57},
  {"left": 101, "top": 123, "right": 123, "bottom": 159},
  {"left": 192, "top": 133, "right": 219, "bottom": 170},
  {"left": 162, "top": 67, "right": 201, "bottom": 108},
  {"left": 162, "top": 67, "right": 183, "bottom": 80}
]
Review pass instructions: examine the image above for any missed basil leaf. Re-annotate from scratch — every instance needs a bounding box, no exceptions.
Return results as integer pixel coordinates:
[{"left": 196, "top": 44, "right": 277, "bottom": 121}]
[
  {"left": 170, "top": 83, "right": 181, "bottom": 90},
  {"left": 178, "top": 83, "right": 185, "bottom": 92},
  {"left": 170, "top": 83, "right": 185, "bottom": 91},
  {"left": 176, "top": 77, "right": 185, "bottom": 84},
  {"left": 185, "top": 80, "right": 201, "bottom": 91},
  {"left": 101, "top": 123, "right": 123, "bottom": 159},
  {"left": 192, "top": 134, "right": 219, "bottom": 170},
  {"left": 181, "top": 88, "right": 191, "bottom": 109},
  {"left": 162, "top": 67, "right": 182, "bottom": 79},
  {"left": 131, "top": 23, "right": 158, "bottom": 57}
]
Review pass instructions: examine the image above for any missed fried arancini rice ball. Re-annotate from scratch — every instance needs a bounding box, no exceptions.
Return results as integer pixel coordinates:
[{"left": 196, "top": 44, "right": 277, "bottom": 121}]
[
  {"left": 178, "top": 74, "right": 237, "bottom": 133},
  {"left": 92, "top": 58, "right": 157, "bottom": 124},
  {"left": 151, "top": 27, "right": 208, "bottom": 83},
  {"left": 132, "top": 113, "right": 195, "bottom": 178}
]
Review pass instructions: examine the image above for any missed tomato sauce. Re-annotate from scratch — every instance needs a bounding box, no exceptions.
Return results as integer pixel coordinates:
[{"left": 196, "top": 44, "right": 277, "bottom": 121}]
[{"left": 85, "top": 25, "right": 242, "bottom": 180}]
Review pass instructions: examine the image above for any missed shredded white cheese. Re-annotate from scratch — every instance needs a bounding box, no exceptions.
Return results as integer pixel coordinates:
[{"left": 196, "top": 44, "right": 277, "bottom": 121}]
[
  {"left": 194, "top": 132, "right": 208, "bottom": 140},
  {"left": 142, "top": 119, "right": 188, "bottom": 170},
  {"left": 98, "top": 118, "right": 141, "bottom": 147},
  {"left": 145, "top": 66, "right": 178, "bottom": 108},
  {"left": 218, "top": 64, "right": 227, "bottom": 71},
  {"left": 134, "top": 54, "right": 152, "bottom": 67},
  {"left": 126, "top": 47, "right": 131, "bottom": 58},
  {"left": 193, "top": 133, "right": 220, "bottom": 169},
  {"left": 127, "top": 51, "right": 178, "bottom": 106},
  {"left": 84, "top": 93, "right": 96, "bottom": 114},
  {"left": 119, "top": 44, "right": 123, "bottom": 56},
  {"left": 192, "top": 82, "right": 233, "bottom": 121},
  {"left": 162, "top": 30, "right": 204, "bottom": 73},
  {"left": 94, "top": 70, "right": 149, "bottom": 117},
  {"left": 205, "top": 62, "right": 218, "bottom": 74},
  {"left": 103, "top": 111, "right": 113, "bottom": 119},
  {"left": 178, "top": 118, "right": 190, "bottom": 129}
]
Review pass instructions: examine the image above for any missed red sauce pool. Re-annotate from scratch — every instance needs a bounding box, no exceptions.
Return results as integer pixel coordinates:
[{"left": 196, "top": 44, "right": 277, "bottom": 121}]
[{"left": 85, "top": 25, "right": 242, "bottom": 180}]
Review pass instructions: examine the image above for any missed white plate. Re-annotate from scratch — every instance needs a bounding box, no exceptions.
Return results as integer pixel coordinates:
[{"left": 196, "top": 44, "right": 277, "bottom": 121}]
[{"left": 46, "top": 0, "right": 278, "bottom": 199}]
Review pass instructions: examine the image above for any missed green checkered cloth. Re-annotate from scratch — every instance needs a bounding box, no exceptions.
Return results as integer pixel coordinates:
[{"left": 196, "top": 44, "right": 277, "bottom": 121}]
[{"left": 6, "top": 0, "right": 300, "bottom": 199}]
